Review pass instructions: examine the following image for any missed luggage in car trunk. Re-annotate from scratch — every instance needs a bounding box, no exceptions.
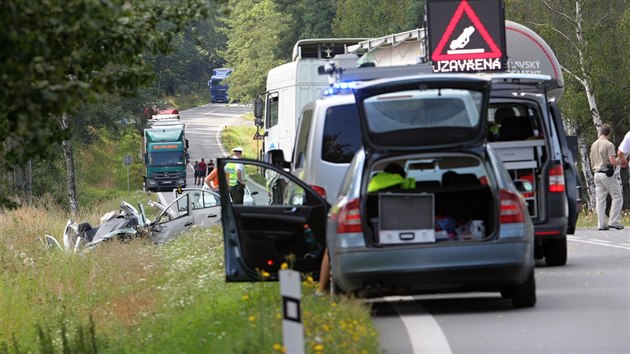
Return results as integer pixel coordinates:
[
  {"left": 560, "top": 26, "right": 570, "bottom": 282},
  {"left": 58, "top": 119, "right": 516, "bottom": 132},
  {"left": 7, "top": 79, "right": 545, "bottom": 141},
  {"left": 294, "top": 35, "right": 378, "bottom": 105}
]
[{"left": 366, "top": 155, "right": 496, "bottom": 245}]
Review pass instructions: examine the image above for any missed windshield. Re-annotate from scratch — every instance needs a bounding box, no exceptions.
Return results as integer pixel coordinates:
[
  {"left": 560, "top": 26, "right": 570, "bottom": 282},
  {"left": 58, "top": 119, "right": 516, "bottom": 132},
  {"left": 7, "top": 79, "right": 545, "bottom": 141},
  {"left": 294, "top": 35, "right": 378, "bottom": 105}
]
[
  {"left": 363, "top": 89, "right": 483, "bottom": 134},
  {"left": 211, "top": 79, "right": 226, "bottom": 87},
  {"left": 148, "top": 151, "right": 185, "bottom": 166}
]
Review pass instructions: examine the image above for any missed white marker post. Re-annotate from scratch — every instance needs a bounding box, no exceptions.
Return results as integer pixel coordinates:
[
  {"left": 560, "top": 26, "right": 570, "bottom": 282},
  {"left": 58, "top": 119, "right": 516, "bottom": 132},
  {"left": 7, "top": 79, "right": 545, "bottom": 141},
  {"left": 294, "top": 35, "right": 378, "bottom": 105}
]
[{"left": 280, "top": 269, "right": 304, "bottom": 354}]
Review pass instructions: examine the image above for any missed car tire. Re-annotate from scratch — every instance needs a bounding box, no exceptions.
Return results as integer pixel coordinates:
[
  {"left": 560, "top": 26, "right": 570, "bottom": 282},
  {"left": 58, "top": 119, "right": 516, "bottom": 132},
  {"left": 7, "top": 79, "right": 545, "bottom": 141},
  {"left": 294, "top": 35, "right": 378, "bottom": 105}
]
[
  {"left": 511, "top": 270, "right": 536, "bottom": 308},
  {"left": 544, "top": 238, "right": 567, "bottom": 266}
]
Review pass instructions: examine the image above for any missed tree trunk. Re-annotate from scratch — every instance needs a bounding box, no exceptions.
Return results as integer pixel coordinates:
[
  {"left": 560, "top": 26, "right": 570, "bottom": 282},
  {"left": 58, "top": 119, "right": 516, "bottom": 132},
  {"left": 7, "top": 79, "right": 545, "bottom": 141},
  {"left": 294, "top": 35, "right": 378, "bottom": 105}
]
[
  {"left": 573, "top": 0, "right": 599, "bottom": 210},
  {"left": 61, "top": 113, "right": 79, "bottom": 216},
  {"left": 578, "top": 132, "right": 595, "bottom": 210}
]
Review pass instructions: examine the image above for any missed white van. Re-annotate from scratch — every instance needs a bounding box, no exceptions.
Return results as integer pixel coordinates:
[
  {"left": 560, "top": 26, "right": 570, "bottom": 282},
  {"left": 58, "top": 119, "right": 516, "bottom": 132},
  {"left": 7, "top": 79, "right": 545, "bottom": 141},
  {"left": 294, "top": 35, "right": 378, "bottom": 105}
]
[{"left": 291, "top": 92, "right": 361, "bottom": 203}]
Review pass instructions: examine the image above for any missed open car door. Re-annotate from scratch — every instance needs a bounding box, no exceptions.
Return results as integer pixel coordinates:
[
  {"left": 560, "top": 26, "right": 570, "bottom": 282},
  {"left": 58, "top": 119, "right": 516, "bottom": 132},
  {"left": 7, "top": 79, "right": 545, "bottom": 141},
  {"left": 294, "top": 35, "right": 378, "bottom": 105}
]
[
  {"left": 217, "top": 158, "right": 329, "bottom": 282},
  {"left": 150, "top": 188, "right": 222, "bottom": 244}
]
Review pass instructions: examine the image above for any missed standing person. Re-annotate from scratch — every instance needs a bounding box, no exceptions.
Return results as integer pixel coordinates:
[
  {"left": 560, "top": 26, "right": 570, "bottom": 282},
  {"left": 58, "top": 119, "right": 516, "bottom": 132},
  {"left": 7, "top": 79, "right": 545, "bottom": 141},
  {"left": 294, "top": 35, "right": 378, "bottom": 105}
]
[
  {"left": 590, "top": 124, "right": 623, "bottom": 230},
  {"left": 617, "top": 131, "right": 630, "bottom": 208},
  {"left": 197, "top": 158, "right": 207, "bottom": 186},
  {"left": 207, "top": 159, "right": 215, "bottom": 176},
  {"left": 226, "top": 147, "right": 245, "bottom": 204},
  {"left": 193, "top": 160, "right": 199, "bottom": 185}
]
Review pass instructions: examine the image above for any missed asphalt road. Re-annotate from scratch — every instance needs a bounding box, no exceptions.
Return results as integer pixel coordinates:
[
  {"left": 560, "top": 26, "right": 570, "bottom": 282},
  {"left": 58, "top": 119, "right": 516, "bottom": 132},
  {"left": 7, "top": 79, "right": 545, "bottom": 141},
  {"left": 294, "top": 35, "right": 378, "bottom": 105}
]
[
  {"left": 372, "top": 228, "right": 630, "bottom": 354},
  {"left": 179, "top": 104, "right": 630, "bottom": 354},
  {"left": 157, "top": 102, "right": 260, "bottom": 205}
]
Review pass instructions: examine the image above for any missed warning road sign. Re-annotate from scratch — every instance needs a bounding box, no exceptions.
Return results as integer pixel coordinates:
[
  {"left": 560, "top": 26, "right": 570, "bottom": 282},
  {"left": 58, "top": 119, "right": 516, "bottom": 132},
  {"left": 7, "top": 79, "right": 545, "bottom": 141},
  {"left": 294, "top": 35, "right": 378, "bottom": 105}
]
[{"left": 427, "top": 0, "right": 507, "bottom": 73}]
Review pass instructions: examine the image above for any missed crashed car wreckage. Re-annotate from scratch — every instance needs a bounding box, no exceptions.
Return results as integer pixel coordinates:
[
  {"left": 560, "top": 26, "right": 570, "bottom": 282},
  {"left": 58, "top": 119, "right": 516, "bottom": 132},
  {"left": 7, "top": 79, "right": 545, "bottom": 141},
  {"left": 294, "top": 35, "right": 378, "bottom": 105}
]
[{"left": 43, "top": 188, "right": 223, "bottom": 253}]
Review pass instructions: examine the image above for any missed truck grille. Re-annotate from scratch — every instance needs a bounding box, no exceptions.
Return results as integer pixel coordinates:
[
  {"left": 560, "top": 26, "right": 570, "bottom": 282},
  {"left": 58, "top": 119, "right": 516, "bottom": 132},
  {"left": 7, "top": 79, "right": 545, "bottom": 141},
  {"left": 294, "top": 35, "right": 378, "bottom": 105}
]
[{"left": 152, "top": 171, "right": 182, "bottom": 180}]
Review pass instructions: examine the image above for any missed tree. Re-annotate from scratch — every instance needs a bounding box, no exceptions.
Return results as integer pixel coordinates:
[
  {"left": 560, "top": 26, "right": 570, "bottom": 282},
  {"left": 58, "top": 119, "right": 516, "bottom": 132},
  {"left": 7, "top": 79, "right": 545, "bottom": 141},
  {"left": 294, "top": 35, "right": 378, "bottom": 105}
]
[
  {"left": 273, "top": 0, "right": 338, "bottom": 61},
  {"left": 220, "top": 0, "right": 291, "bottom": 102},
  {"left": 154, "top": 13, "right": 228, "bottom": 97},
  {"left": 332, "top": 0, "right": 421, "bottom": 38},
  {"left": 0, "top": 0, "right": 214, "bottom": 210},
  {"left": 506, "top": 0, "right": 629, "bottom": 210}
]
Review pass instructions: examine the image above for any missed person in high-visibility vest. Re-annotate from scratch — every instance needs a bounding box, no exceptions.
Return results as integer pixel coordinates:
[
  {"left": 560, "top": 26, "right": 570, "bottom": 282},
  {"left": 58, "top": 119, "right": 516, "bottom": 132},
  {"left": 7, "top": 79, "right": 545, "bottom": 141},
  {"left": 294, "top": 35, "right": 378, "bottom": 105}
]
[{"left": 227, "top": 147, "right": 245, "bottom": 204}]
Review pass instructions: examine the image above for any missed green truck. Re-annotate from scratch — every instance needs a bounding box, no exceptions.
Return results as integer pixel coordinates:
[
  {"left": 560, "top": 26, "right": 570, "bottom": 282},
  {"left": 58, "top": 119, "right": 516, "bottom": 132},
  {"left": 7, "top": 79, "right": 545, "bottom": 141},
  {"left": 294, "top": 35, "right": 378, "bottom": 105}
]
[{"left": 143, "top": 122, "right": 188, "bottom": 192}]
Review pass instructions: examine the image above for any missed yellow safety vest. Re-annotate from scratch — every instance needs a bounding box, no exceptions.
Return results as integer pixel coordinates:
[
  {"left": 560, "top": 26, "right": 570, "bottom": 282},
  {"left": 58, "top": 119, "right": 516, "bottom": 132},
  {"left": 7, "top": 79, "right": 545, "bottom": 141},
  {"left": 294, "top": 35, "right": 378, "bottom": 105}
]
[
  {"left": 225, "top": 163, "right": 238, "bottom": 186},
  {"left": 368, "top": 173, "right": 415, "bottom": 193}
]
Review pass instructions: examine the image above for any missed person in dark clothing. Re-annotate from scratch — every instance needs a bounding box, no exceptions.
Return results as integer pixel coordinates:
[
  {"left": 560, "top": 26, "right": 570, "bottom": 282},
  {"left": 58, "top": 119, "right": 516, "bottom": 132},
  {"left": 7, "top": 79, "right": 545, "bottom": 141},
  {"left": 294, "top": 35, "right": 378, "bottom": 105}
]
[
  {"left": 207, "top": 159, "right": 215, "bottom": 176},
  {"left": 197, "top": 159, "right": 207, "bottom": 185},
  {"left": 193, "top": 161, "right": 200, "bottom": 185}
]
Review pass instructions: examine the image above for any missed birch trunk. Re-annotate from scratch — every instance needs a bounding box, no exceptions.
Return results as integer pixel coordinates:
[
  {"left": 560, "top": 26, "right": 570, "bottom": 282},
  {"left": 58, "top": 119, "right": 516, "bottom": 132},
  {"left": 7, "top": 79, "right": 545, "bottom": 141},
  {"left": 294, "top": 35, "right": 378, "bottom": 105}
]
[{"left": 61, "top": 113, "right": 79, "bottom": 216}]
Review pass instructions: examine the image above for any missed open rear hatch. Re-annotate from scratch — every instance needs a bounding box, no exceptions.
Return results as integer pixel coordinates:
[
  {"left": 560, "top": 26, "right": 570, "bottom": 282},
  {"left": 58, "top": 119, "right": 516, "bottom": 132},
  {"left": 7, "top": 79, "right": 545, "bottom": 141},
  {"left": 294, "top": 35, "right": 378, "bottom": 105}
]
[{"left": 352, "top": 74, "right": 492, "bottom": 153}]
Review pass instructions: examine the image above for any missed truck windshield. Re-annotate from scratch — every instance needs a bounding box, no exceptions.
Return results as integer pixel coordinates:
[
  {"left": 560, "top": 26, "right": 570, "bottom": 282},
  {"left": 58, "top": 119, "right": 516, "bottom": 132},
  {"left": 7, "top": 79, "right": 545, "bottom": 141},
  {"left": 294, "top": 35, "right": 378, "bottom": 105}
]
[
  {"left": 148, "top": 151, "right": 185, "bottom": 166},
  {"left": 211, "top": 79, "right": 226, "bottom": 87}
]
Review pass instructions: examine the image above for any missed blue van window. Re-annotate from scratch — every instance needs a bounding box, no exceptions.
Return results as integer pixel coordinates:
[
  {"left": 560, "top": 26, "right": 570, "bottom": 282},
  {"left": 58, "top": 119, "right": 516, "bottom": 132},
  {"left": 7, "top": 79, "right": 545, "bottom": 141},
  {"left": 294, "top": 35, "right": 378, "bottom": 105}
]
[{"left": 321, "top": 104, "right": 361, "bottom": 163}]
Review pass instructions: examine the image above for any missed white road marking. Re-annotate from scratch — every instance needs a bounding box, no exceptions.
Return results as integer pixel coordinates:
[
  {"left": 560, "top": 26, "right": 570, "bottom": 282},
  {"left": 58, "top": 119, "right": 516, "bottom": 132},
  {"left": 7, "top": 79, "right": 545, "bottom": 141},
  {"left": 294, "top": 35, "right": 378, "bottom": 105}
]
[
  {"left": 385, "top": 296, "right": 453, "bottom": 354},
  {"left": 568, "top": 236, "right": 630, "bottom": 251}
]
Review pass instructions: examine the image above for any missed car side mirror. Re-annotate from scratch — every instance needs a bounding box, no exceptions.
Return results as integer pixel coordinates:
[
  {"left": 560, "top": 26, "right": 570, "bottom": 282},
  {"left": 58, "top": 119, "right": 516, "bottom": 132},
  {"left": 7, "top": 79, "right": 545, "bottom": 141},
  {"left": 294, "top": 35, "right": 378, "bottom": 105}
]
[{"left": 254, "top": 97, "right": 263, "bottom": 125}]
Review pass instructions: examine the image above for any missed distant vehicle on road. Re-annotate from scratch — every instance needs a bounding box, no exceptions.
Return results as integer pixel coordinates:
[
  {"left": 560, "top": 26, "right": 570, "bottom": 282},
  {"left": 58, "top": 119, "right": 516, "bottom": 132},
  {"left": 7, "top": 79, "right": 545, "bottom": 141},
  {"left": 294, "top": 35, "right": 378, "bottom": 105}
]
[
  {"left": 143, "top": 122, "right": 189, "bottom": 192},
  {"left": 209, "top": 68, "right": 233, "bottom": 103}
]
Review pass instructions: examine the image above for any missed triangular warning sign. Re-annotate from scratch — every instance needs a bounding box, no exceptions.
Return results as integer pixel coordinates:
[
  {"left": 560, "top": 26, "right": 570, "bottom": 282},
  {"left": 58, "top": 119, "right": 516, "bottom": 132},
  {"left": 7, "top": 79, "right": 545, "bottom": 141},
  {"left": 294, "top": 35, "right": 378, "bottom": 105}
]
[
  {"left": 252, "top": 131, "right": 263, "bottom": 140},
  {"left": 431, "top": 0, "right": 502, "bottom": 61}
]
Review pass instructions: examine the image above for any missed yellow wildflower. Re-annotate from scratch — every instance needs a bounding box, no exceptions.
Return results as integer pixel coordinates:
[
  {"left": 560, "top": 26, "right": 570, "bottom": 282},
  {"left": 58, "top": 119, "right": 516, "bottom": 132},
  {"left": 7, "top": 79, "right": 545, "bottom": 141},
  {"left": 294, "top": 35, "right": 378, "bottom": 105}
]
[
  {"left": 272, "top": 343, "right": 284, "bottom": 352},
  {"left": 242, "top": 295, "right": 249, "bottom": 301},
  {"left": 248, "top": 315, "right": 256, "bottom": 322},
  {"left": 313, "top": 344, "right": 324, "bottom": 351},
  {"left": 322, "top": 324, "right": 330, "bottom": 332}
]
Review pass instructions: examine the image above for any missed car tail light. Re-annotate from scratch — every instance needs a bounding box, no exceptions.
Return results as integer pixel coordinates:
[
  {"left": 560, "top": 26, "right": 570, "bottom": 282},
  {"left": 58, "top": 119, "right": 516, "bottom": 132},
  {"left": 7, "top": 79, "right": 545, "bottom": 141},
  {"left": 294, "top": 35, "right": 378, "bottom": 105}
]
[
  {"left": 310, "top": 185, "right": 327, "bottom": 199},
  {"left": 500, "top": 189, "right": 525, "bottom": 223},
  {"left": 336, "top": 198, "right": 363, "bottom": 234},
  {"left": 519, "top": 172, "right": 535, "bottom": 198},
  {"left": 548, "top": 164, "right": 565, "bottom": 193}
]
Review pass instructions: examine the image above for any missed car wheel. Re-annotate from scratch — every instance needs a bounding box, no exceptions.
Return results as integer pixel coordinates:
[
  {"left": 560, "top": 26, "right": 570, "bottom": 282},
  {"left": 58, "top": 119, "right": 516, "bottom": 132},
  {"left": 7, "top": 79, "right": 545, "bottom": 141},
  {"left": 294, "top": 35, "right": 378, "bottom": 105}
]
[
  {"left": 544, "top": 238, "right": 567, "bottom": 266},
  {"left": 534, "top": 242, "right": 544, "bottom": 260},
  {"left": 511, "top": 270, "right": 536, "bottom": 308}
]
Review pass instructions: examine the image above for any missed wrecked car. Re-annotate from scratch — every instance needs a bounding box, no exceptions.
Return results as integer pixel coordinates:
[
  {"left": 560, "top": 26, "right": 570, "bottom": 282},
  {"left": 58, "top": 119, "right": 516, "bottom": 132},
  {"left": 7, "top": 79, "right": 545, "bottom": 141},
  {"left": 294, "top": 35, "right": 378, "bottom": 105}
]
[{"left": 44, "top": 188, "right": 222, "bottom": 253}]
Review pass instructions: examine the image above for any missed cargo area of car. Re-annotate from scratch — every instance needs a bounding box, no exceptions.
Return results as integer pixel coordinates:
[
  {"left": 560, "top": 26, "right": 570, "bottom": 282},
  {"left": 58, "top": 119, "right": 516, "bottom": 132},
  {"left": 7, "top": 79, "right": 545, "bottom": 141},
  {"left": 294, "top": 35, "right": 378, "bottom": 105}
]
[
  {"left": 364, "top": 155, "right": 497, "bottom": 245},
  {"left": 488, "top": 104, "right": 549, "bottom": 219}
]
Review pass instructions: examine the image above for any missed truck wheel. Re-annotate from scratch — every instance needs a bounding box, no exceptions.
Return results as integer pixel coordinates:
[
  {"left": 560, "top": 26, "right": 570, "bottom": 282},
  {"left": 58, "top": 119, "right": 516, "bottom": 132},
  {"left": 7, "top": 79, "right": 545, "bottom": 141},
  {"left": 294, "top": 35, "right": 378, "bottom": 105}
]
[
  {"left": 511, "top": 270, "right": 536, "bottom": 308},
  {"left": 544, "top": 238, "right": 567, "bottom": 266}
]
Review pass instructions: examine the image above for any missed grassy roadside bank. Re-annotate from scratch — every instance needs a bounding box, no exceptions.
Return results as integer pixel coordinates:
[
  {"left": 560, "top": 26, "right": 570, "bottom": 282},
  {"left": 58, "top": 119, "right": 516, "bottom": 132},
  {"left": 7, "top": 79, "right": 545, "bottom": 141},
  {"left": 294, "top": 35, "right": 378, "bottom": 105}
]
[{"left": 0, "top": 195, "right": 379, "bottom": 353}]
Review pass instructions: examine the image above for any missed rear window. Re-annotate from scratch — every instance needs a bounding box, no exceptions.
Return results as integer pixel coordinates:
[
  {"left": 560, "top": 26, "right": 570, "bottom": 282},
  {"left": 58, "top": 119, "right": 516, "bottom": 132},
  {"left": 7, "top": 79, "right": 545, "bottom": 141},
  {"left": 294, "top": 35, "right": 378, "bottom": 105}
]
[
  {"left": 363, "top": 89, "right": 483, "bottom": 134},
  {"left": 404, "top": 156, "right": 486, "bottom": 185},
  {"left": 321, "top": 104, "right": 361, "bottom": 163}
]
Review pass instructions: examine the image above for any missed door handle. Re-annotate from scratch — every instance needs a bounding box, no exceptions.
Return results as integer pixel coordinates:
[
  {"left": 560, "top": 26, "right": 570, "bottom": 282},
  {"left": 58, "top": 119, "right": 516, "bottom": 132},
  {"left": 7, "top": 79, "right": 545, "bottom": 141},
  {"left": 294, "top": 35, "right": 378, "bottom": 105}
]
[
  {"left": 184, "top": 222, "right": 193, "bottom": 226},
  {"left": 284, "top": 207, "right": 297, "bottom": 213},
  {"left": 207, "top": 214, "right": 217, "bottom": 218}
]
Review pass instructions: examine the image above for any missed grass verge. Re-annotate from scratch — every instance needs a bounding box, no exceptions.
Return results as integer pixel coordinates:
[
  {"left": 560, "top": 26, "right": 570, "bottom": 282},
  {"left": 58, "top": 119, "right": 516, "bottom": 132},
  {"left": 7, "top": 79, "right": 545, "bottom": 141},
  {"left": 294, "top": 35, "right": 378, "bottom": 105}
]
[{"left": 0, "top": 200, "right": 380, "bottom": 353}]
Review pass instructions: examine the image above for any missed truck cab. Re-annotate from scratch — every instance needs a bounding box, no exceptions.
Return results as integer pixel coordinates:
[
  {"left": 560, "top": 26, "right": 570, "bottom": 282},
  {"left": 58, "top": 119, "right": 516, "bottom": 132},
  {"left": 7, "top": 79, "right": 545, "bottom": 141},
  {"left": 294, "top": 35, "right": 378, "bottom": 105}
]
[
  {"left": 209, "top": 68, "right": 233, "bottom": 103},
  {"left": 143, "top": 125, "right": 189, "bottom": 192}
]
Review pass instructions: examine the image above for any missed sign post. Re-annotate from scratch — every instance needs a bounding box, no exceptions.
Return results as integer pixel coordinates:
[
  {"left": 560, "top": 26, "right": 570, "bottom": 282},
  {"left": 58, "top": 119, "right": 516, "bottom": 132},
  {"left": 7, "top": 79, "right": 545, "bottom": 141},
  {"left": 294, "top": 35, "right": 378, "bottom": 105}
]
[
  {"left": 123, "top": 154, "right": 133, "bottom": 197},
  {"left": 427, "top": 0, "right": 507, "bottom": 73},
  {"left": 280, "top": 269, "right": 304, "bottom": 354}
]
